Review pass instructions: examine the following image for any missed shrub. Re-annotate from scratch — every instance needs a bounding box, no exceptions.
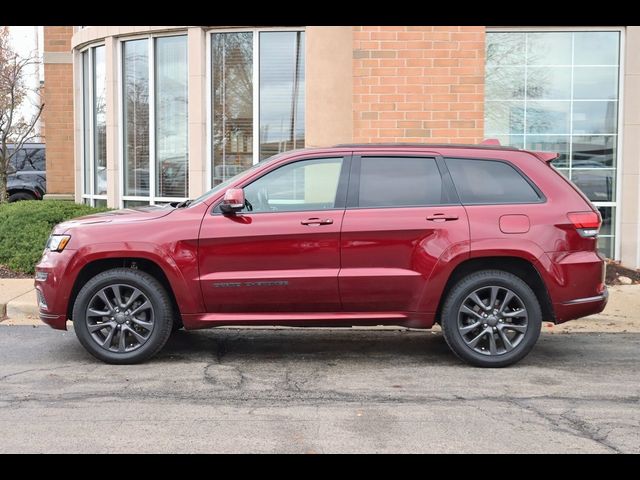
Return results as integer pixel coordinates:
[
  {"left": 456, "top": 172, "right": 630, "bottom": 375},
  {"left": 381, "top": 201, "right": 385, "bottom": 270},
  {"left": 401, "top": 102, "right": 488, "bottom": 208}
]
[{"left": 0, "top": 200, "right": 110, "bottom": 274}]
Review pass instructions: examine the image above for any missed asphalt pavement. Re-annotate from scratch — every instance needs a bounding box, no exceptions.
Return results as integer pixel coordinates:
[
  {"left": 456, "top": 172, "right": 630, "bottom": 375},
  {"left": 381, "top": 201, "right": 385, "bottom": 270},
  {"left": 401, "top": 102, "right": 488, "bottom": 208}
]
[{"left": 0, "top": 325, "right": 638, "bottom": 453}]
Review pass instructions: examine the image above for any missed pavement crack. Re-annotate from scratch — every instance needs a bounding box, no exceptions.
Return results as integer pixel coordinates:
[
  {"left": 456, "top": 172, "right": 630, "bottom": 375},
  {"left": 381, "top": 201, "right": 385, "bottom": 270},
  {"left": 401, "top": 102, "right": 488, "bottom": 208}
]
[
  {"left": 0, "top": 363, "right": 93, "bottom": 382},
  {"left": 510, "top": 398, "right": 624, "bottom": 453}
]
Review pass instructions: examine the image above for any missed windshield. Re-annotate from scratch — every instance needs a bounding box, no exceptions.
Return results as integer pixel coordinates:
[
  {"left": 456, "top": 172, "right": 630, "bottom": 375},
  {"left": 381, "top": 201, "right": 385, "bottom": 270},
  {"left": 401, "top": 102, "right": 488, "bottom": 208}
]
[{"left": 187, "top": 153, "right": 288, "bottom": 208}]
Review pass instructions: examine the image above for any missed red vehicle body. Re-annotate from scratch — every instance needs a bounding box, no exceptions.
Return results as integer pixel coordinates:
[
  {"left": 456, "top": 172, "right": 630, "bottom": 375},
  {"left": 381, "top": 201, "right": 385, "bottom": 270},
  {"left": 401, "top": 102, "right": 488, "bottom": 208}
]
[{"left": 35, "top": 144, "right": 608, "bottom": 366}]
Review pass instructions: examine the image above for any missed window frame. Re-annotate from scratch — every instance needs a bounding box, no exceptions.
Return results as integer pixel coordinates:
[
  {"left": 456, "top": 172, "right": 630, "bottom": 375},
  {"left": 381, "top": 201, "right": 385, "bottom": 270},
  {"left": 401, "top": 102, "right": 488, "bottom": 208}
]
[
  {"left": 205, "top": 27, "right": 306, "bottom": 191},
  {"left": 211, "top": 155, "right": 351, "bottom": 215},
  {"left": 117, "top": 31, "right": 189, "bottom": 208},
  {"left": 79, "top": 44, "right": 107, "bottom": 207},
  {"left": 345, "top": 154, "right": 459, "bottom": 210},
  {"left": 486, "top": 26, "right": 625, "bottom": 260}
]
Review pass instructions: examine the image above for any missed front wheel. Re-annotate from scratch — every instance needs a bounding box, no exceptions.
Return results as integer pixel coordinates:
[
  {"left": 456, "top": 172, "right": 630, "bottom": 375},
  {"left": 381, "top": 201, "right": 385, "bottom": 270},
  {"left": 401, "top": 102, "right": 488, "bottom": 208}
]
[
  {"left": 72, "top": 268, "right": 174, "bottom": 364},
  {"left": 440, "top": 270, "right": 542, "bottom": 368}
]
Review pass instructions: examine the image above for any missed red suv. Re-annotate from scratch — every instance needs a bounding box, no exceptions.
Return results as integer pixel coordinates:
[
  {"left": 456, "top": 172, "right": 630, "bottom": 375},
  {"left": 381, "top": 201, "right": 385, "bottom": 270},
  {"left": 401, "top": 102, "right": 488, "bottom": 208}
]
[{"left": 35, "top": 144, "right": 608, "bottom": 367}]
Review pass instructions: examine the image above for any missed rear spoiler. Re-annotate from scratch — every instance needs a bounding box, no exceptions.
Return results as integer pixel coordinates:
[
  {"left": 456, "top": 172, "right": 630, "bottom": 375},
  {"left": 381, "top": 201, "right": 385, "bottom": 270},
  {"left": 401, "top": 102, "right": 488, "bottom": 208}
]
[
  {"left": 530, "top": 151, "right": 560, "bottom": 163},
  {"left": 480, "top": 139, "right": 560, "bottom": 163}
]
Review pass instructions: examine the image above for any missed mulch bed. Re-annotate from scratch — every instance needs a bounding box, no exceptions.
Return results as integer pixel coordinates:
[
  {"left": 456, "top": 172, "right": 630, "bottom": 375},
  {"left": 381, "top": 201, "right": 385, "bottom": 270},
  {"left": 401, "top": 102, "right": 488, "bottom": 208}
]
[
  {"left": 0, "top": 265, "right": 31, "bottom": 279},
  {"left": 606, "top": 259, "right": 640, "bottom": 285}
]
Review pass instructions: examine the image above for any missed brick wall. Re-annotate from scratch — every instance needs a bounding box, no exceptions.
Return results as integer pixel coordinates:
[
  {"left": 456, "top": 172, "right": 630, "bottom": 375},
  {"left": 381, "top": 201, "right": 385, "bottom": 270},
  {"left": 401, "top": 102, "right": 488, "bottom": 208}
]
[
  {"left": 353, "top": 26, "right": 485, "bottom": 144},
  {"left": 42, "top": 26, "right": 74, "bottom": 195}
]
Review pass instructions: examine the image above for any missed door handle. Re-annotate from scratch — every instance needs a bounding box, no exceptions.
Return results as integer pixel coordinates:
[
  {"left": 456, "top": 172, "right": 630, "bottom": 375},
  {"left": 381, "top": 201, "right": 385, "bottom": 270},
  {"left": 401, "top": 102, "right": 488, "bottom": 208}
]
[
  {"left": 426, "top": 213, "right": 459, "bottom": 222},
  {"left": 301, "top": 218, "right": 334, "bottom": 226}
]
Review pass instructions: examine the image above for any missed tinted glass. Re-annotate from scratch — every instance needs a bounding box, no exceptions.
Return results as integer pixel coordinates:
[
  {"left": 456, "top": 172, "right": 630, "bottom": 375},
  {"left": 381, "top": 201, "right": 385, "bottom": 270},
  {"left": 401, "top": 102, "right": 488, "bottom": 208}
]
[
  {"left": 155, "top": 36, "right": 188, "bottom": 198},
  {"left": 123, "top": 39, "right": 150, "bottom": 197},
  {"left": 259, "top": 31, "right": 305, "bottom": 160},
  {"left": 8, "top": 148, "right": 44, "bottom": 171},
  {"left": 358, "top": 157, "right": 443, "bottom": 208},
  {"left": 211, "top": 32, "right": 254, "bottom": 186},
  {"left": 241, "top": 157, "right": 343, "bottom": 213},
  {"left": 446, "top": 158, "right": 541, "bottom": 204},
  {"left": 82, "top": 50, "right": 90, "bottom": 194},
  {"left": 93, "top": 46, "right": 106, "bottom": 196}
]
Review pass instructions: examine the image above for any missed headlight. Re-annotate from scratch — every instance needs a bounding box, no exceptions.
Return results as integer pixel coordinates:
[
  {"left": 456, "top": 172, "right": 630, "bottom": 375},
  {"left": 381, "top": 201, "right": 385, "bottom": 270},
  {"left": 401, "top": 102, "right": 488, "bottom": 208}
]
[{"left": 46, "top": 234, "right": 71, "bottom": 252}]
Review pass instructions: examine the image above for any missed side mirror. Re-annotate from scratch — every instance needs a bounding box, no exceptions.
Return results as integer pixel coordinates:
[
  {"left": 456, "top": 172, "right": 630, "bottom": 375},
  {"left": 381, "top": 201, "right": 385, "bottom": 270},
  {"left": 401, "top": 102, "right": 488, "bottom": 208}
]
[{"left": 220, "top": 188, "right": 245, "bottom": 214}]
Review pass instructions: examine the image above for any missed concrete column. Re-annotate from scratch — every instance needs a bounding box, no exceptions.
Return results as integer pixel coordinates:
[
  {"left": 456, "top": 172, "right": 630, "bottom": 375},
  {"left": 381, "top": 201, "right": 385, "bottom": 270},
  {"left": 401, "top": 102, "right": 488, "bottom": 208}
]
[
  {"left": 620, "top": 26, "right": 640, "bottom": 269},
  {"left": 305, "top": 26, "right": 353, "bottom": 147},
  {"left": 187, "top": 27, "right": 207, "bottom": 198}
]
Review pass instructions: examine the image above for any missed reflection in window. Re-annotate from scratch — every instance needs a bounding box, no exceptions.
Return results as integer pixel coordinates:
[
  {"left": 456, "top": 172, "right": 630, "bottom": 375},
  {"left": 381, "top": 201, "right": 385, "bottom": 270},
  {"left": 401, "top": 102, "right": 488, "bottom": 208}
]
[
  {"left": 259, "top": 31, "right": 305, "bottom": 160},
  {"left": 485, "top": 30, "right": 620, "bottom": 258},
  {"left": 123, "top": 39, "right": 149, "bottom": 197},
  {"left": 211, "top": 32, "right": 253, "bottom": 186},
  {"left": 82, "top": 51, "right": 90, "bottom": 194},
  {"left": 81, "top": 46, "right": 107, "bottom": 205},
  {"left": 155, "top": 36, "right": 188, "bottom": 198},
  {"left": 359, "top": 157, "right": 444, "bottom": 208},
  {"left": 93, "top": 46, "right": 107, "bottom": 196},
  {"left": 210, "top": 29, "right": 306, "bottom": 185},
  {"left": 242, "top": 157, "right": 342, "bottom": 213}
]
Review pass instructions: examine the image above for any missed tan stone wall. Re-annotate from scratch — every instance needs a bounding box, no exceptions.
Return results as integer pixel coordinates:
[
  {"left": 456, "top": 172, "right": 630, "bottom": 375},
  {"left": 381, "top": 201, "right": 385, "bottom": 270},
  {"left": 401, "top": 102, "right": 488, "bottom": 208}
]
[
  {"left": 305, "top": 27, "right": 353, "bottom": 147},
  {"left": 620, "top": 27, "right": 640, "bottom": 268},
  {"left": 42, "top": 26, "right": 74, "bottom": 195},
  {"left": 352, "top": 26, "right": 485, "bottom": 144}
]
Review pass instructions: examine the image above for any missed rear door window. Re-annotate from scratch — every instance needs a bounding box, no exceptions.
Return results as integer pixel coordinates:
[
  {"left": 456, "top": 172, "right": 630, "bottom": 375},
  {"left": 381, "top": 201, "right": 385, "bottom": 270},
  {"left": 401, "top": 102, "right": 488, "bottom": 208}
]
[
  {"left": 355, "top": 156, "right": 446, "bottom": 208},
  {"left": 445, "top": 158, "right": 542, "bottom": 204}
]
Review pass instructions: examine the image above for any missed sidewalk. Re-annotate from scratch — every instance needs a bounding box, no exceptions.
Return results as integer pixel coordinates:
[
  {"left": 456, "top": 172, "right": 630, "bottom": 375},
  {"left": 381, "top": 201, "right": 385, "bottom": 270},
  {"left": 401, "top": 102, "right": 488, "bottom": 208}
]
[
  {"left": 0, "top": 279, "right": 38, "bottom": 326},
  {"left": 1, "top": 279, "right": 639, "bottom": 332}
]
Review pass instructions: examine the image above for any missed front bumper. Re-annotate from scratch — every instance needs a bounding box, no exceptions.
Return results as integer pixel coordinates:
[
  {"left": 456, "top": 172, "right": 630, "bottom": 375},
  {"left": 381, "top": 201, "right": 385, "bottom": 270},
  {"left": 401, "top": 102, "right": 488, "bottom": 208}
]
[{"left": 34, "top": 249, "right": 77, "bottom": 331}]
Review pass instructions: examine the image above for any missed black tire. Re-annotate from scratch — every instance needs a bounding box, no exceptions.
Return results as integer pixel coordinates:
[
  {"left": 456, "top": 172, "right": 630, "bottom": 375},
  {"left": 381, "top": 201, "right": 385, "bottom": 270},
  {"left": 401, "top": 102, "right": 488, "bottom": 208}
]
[
  {"left": 8, "top": 191, "right": 36, "bottom": 202},
  {"left": 441, "top": 270, "right": 542, "bottom": 368},
  {"left": 72, "top": 268, "right": 174, "bottom": 364}
]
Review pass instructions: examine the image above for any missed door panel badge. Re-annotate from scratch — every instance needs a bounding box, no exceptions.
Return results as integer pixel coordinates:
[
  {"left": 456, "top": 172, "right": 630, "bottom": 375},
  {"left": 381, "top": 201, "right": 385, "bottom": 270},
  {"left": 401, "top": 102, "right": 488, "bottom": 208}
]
[{"left": 213, "top": 280, "right": 289, "bottom": 288}]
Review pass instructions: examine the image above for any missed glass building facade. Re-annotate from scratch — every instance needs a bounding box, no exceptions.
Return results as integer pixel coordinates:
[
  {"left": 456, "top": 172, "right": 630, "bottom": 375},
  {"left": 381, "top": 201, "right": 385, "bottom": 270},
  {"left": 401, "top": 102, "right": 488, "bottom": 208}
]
[
  {"left": 72, "top": 26, "right": 633, "bottom": 263},
  {"left": 485, "top": 30, "right": 622, "bottom": 258}
]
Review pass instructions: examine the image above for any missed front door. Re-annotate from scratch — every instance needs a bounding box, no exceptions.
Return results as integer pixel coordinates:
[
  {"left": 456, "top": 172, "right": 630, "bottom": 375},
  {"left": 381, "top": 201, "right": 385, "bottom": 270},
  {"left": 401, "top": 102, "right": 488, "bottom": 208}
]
[
  {"left": 198, "top": 156, "right": 349, "bottom": 313},
  {"left": 339, "top": 154, "right": 469, "bottom": 312}
]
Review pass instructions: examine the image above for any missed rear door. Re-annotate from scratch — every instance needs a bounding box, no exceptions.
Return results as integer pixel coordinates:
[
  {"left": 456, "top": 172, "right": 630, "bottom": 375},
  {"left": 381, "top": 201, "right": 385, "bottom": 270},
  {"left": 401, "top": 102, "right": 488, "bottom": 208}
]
[{"left": 339, "top": 153, "right": 469, "bottom": 312}]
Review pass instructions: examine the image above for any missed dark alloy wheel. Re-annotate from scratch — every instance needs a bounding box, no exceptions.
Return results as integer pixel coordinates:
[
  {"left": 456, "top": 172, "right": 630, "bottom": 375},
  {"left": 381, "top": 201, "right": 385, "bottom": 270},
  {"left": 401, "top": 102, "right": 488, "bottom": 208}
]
[
  {"left": 72, "top": 268, "right": 174, "bottom": 364},
  {"left": 441, "top": 270, "right": 542, "bottom": 368},
  {"left": 85, "top": 284, "right": 155, "bottom": 353}
]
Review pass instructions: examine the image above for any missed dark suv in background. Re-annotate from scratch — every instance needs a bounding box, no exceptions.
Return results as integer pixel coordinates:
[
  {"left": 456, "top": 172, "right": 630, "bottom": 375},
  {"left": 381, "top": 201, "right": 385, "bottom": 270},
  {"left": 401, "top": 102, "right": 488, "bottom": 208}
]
[{"left": 7, "top": 143, "right": 46, "bottom": 202}]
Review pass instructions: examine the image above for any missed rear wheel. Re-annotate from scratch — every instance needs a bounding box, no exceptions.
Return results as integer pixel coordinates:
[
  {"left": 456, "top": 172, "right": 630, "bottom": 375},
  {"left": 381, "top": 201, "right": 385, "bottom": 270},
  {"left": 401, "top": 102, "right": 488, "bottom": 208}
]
[
  {"left": 441, "top": 270, "right": 542, "bottom": 367},
  {"left": 72, "top": 268, "right": 174, "bottom": 364},
  {"left": 8, "top": 191, "right": 36, "bottom": 202}
]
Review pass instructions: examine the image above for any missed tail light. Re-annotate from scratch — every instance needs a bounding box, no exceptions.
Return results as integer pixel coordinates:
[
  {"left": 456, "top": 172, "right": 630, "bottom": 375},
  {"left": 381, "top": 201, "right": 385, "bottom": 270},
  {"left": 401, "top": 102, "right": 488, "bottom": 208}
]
[{"left": 568, "top": 211, "right": 601, "bottom": 238}]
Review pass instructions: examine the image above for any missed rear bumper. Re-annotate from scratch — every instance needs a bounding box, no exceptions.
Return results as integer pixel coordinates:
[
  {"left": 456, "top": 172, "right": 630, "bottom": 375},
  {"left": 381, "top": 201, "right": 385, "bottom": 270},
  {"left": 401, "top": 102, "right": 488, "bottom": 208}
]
[
  {"left": 554, "top": 288, "right": 608, "bottom": 324},
  {"left": 542, "top": 250, "right": 608, "bottom": 324}
]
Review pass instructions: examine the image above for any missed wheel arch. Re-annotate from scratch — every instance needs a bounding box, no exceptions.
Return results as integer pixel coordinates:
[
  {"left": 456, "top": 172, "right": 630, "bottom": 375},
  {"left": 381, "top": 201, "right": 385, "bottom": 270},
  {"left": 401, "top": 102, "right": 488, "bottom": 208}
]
[
  {"left": 67, "top": 257, "right": 182, "bottom": 327},
  {"left": 434, "top": 256, "right": 555, "bottom": 325},
  {"left": 8, "top": 188, "right": 39, "bottom": 200}
]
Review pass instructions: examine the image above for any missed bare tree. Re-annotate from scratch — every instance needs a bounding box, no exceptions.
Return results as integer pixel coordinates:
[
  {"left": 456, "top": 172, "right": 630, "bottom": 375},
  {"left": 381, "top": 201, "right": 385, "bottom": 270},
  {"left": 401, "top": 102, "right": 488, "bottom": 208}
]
[{"left": 0, "top": 26, "right": 44, "bottom": 203}]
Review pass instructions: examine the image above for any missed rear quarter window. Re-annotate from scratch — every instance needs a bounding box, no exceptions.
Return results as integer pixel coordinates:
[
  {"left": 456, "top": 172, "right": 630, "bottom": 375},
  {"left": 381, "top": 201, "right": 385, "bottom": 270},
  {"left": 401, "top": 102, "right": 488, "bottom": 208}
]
[{"left": 445, "top": 157, "right": 542, "bottom": 204}]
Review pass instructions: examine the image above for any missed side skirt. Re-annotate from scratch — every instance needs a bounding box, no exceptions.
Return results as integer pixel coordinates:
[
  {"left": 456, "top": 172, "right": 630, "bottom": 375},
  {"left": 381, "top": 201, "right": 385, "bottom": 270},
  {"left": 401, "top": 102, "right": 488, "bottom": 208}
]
[{"left": 181, "top": 311, "right": 435, "bottom": 330}]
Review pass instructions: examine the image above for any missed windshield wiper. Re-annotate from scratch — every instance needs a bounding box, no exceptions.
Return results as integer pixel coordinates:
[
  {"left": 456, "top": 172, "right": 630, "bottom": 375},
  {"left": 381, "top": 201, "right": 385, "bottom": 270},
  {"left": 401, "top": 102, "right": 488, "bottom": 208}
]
[{"left": 175, "top": 199, "right": 193, "bottom": 208}]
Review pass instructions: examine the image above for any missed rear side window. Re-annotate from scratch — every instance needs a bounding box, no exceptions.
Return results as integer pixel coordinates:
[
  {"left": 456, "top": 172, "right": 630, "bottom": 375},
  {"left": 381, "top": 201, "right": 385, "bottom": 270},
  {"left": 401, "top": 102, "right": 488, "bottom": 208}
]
[
  {"left": 9, "top": 148, "right": 45, "bottom": 171},
  {"left": 445, "top": 158, "right": 541, "bottom": 204},
  {"left": 357, "top": 157, "right": 444, "bottom": 208}
]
